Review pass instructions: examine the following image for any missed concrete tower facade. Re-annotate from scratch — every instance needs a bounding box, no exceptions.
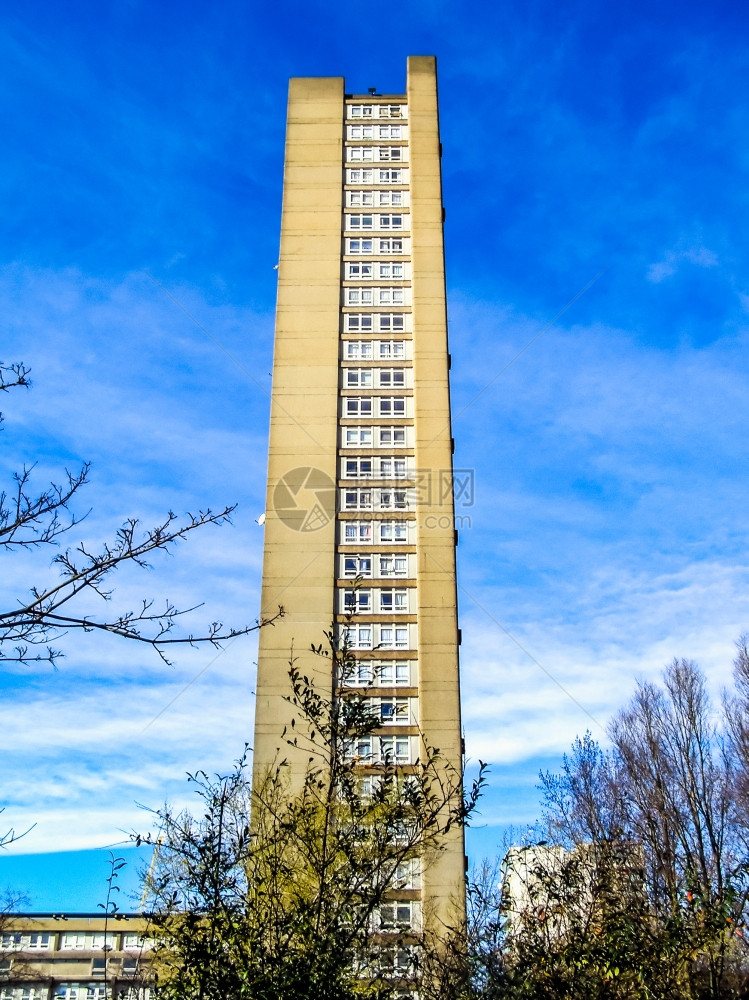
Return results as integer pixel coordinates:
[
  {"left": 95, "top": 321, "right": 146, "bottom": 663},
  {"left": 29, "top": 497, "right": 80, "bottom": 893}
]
[{"left": 253, "top": 56, "right": 464, "bottom": 931}]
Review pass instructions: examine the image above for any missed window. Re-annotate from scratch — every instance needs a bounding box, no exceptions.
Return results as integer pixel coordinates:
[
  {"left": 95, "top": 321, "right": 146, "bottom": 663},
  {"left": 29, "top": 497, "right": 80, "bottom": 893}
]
[
  {"left": 340, "top": 624, "right": 373, "bottom": 649},
  {"left": 378, "top": 735, "right": 411, "bottom": 764},
  {"left": 0, "top": 935, "right": 21, "bottom": 951},
  {"left": 90, "top": 935, "right": 115, "bottom": 950},
  {"left": 345, "top": 288, "right": 373, "bottom": 305},
  {"left": 378, "top": 341, "right": 406, "bottom": 359},
  {"left": 347, "top": 214, "right": 373, "bottom": 230},
  {"left": 378, "top": 458, "right": 407, "bottom": 479},
  {"left": 378, "top": 697, "right": 409, "bottom": 723},
  {"left": 378, "top": 125, "right": 401, "bottom": 139},
  {"left": 378, "top": 147, "right": 403, "bottom": 162},
  {"left": 378, "top": 190, "right": 402, "bottom": 206},
  {"left": 348, "top": 104, "right": 373, "bottom": 118},
  {"left": 343, "top": 521, "right": 372, "bottom": 544},
  {"left": 378, "top": 169, "right": 401, "bottom": 183},
  {"left": 378, "top": 238, "right": 403, "bottom": 253},
  {"left": 346, "top": 263, "right": 373, "bottom": 279},
  {"left": 378, "top": 428, "right": 406, "bottom": 447},
  {"left": 379, "top": 521, "right": 409, "bottom": 542},
  {"left": 343, "top": 341, "right": 374, "bottom": 360},
  {"left": 378, "top": 368, "right": 405, "bottom": 387},
  {"left": 62, "top": 934, "right": 87, "bottom": 950},
  {"left": 377, "top": 289, "right": 404, "bottom": 305},
  {"left": 341, "top": 589, "right": 371, "bottom": 614},
  {"left": 28, "top": 934, "right": 51, "bottom": 950},
  {"left": 344, "top": 369, "right": 373, "bottom": 388},
  {"left": 122, "top": 934, "right": 142, "bottom": 950},
  {"left": 344, "top": 427, "right": 372, "bottom": 447},
  {"left": 346, "top": 238, "right": 373, "bottom": 254},
  {"left": 347, "top": 147, "right": 374, "bottom": 162},
  {"left": 378, "top": 214, "right": 402, "bottom": 230},
  {"left": 348, "top": 190, "right": 374, "bottom": 206},
  {"left": 346, "top": 168, "right": 374, "bottom": 183},
  {"left": 379, "top": 589, "right": 408, "bottom": 613},
  {"left": 378, "top": 626, "right": 410, "bottom": 650},
  {"left": 91, "top": 960, "right": 107, "bottom": 979},
  {"left": 343, "top": 458, "right": 373, "bottom": 479},
  {"left": 343, "top": 489, "right": 372, "bottom": 510},
  {"left": 55, "top": 988, "right": 80, "bottom": 1000},
  {"left": 379, "top": 660, "right": 411, "bottom": 684},
  {"left": 345, "top": 314, "right": 373, "bottom": 332},
  {"left": 378, "top": 397, "right": 406, "bottom": 417},
  {"left": 122, "top": 958, "right": 138, "bottom": 975},
  {"left": 378, "top": 263, "right": 404, "bottom": 279},
  {"left": 378, "top": 314, "right": 405, "bottom": 332},
  {"left": 379, "top": 902, "right": 413, "bottom": 929},
  {"left": 379, "top": 489, "right": 409, "bottom": 509},
  {"left": 379, "top": 555, "right": 408, "bottom": 576},
  {"left": 344, "top": 397, "right": 372, "bottom": 416},
  {"left": 378, "top": 104, "right": 404, "bottom": 119},
  {"left": 341, "top": 658, "right": 373, "bottom": 686},
  {"left": 349, "top": 125, "right": 374, "bottom": 140},
  {"left": 342, "top": 555, "right": 372, "bottom": 578}
]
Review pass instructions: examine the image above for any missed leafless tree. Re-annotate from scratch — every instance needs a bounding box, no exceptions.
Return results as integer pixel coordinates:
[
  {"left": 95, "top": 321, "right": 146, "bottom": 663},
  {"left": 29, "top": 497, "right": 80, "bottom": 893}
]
[{"left": 1, "top": 362, "right": 281, "bottom": 668}]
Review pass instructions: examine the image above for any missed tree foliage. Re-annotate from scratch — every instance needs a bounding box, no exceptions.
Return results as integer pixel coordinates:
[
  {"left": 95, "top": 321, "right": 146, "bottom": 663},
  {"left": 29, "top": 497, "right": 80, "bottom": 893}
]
[
  {"left": 476, "top": 653, "right": 749, "bottom": 999},
  {"left": 137, "top": 634, "right": 483, "bottom": 1000}
]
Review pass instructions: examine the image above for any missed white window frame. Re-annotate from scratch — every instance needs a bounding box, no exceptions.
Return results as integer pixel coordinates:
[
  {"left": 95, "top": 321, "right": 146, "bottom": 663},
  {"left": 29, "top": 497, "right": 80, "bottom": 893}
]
[
  {"left": 342, "top": 488, "right": 373, "bottom": 510},
  {"left": 339, "top": 624, "right": 373, "bottom": 650},
  {"left": 342, "top": 521, "right": 373, "bottom": 544},
  {"left": 379, "top": 589, "right": 409, "bottom": 613},
  {"left": 341, "top": 589, "right": 371, "bottom": 614},
  {"left": 378, "top": 427, "right": 407, "bottom": 447},
  {"left": 343, "top": 457, "right": 374, "bottom": 479},
  {"left": 378, "top": 554, "right": 408, "bottom": 577},
  {"left": 378, "top": 368, "right": 406, "bottom": 387},
  {"left": 342, "top": 555, "right": 372, "bottom": 578},
  {"left": 377, "top": 625, "right": 411, "bottom": 649},
  {"left": 378, "top": 397, "right": 407, "bottom": 417},
  {"left": 344, "top": 427, "right": 373, "bottom": 447},
  {"left": 379, "top": 660, "right": 411, "bottom": 685},
  {"left": 345, "top": 238, "right": 374, "bottom": 254},
  {"left": 344, "top": 368, "right": 373, "bottom": 388},
  {"left": 378, "top": 521, "right": 409, "bottom": 543},
  {"left": 346, "top": 262, "right": 374, "bottom": 280},
  {"left": 344, "top": 397, "right": 373, "bottom": 417}
]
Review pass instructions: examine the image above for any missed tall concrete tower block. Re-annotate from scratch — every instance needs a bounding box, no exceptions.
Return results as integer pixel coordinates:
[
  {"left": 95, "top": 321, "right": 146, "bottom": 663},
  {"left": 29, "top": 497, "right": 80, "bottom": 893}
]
[{"left": 254, "top": 56, "right": 465, "bottom": 930}]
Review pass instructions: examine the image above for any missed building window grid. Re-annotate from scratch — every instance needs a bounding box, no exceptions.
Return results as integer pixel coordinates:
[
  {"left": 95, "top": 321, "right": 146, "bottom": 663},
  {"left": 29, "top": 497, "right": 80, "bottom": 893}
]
[{"left": 337, "top": 105, "right": 419, "bottom": 892}]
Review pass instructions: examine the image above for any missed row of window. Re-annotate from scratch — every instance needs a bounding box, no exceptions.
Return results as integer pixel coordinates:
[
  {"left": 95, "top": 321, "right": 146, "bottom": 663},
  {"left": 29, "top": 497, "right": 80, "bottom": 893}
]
[
  {"left": 340, "top": 588, "right": 411, "bottom": 614},
  {"left": 343, "top": 367, "right": 407, "bottom": 388},
  {"left": 338, "top": 658, "right": 414, "bottom": 686},
  {"left": 341, "top": 487, "right": 413, "bottom": 510},
  {"left": 345, "top": 238, "right": 407, "bottom": 256},
  {"left": 346, "top": 262, "right": 407, "bottom": 280},
  {"left": 341, "top": 520, "right": 413, "bottom": 544},
  {"left": 347, "top": 124, "right": 405, "bottom": 140},
  {"left": 342, "top": 457, "right": 411, "bottom": 480},
  {"left": 1, "top": 988, "right": 149, "bottom": 1000},
  {"left": 345, "top": 288, "right": 408, "bottom": 305},
  {"left": 341, "top": 554, "right": 411, "bottom": 578},
  {"left": 0, "top": 934, "right": 147, "bottom": 952},
  {"left": 350, "top": 735, "right": 414, "bottom": 766},
  {"left": 346, "top": 214, "right": 405, "bottom": 231},
  {"left": 343, "top": 396, "right": 408, "bottom": 417},
  {"left": 338, "top": 623, "right": 414, "bottom": 650},
  {"left": 346, "top": 168, "right": 405, "bottom": 184},
  {"left": 342, "top": 340, "right": 408, "bottom": 360},
  {"left": 347, "top": 190, "right": 406, "bottom": 207},
  {"left": 342, "top": 427, "right": 408, "bottom": 448},
  {"left": 347, "top": 104, "right": 406, "bottom": 120},
  {"left": 347, "top": 146, "right": 406, "bottom": 163},
  {"left": 344, "top": 314, "right": 407, "bottom": 333}
]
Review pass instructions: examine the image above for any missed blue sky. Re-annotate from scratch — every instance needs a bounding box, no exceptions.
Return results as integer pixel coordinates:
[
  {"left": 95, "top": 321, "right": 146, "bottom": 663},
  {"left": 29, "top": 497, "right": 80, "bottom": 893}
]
[{"left": 2, "top": 0, "right": 749, "bottom": 909}]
